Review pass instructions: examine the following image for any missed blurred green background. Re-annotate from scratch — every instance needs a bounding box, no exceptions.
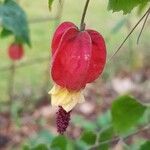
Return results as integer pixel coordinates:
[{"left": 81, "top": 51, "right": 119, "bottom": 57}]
[
  {"left": 0, "top": 0, "right": 149, "bottom": 104},
  {"left": 0, "top": 0, "right": 150, "bottom": 149}
]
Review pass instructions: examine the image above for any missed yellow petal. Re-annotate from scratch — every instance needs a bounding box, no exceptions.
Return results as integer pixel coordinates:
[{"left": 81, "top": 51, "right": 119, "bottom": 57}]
[{"left": 49, "top": 84, "right": 85, "bottom": 112}]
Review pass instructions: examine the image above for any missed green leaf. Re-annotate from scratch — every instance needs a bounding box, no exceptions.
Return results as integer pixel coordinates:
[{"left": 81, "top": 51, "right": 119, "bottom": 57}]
[
  {"left": 66, "top": 140, "right": 75, "bottom": 150},
  {"left": 80, "top": 130, "right": 96, "bottom": 145},
  {"left": 111, "top": 95, "right": 146, "bottom": 133},
  {"left": 0, "top": 0, "right": 30, "bottom": 45},
  {"left": 137, "top": 1, "right": 148, "bottom": 15},
  {"left": 138, "top": 108, "right": 150, "bottom": 125},
  {"left": 98, "top": 126, "right": 114, "bottom": 150},
  {"left": 22, "top": 145, "right": 31, "bottom": 150},
  {"left": 108, "top": 0, "right": 150, "bottom": 14},
  {"left": 140, "top": 141, "right": 150, "bottom": 150},
  {"left": 48, "top": 0, "right": 54, "bottom": 11},
  {"left": 50, "top": 135, "right": 67, "bottom": 150},
  {"left": 32, "top": 144, "right": 48, "bottom": 150},
  {"left": 1, "top": 28, "right": 12, "bottom": 37}
]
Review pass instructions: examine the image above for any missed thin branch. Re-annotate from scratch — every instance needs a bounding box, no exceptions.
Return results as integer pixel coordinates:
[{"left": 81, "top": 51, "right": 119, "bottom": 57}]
[
  {"left": 0, "top": 56, "right": 49, "bottom": 72},
  {"left": 88, "top": 123, "right": 150, "bottom": 150},
  {"left": 8, "top": 62, "right": 15, "bottom": 103},
  {"left": 80, "top": 0, "right": 90, "bottom": 31},
  {"left": 137, "top": 8, "right": 150, "bottom": 44},
  {"left": 108, "top": 7, "right": 150, "bottom": 62},
  {"left": 28, "top": 16, "right": 58, "bottom": 24}
]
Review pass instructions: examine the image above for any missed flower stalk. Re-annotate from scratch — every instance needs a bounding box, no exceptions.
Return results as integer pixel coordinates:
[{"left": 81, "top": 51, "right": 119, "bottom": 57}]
[{"left": 80, "top": 0, "right": 90, "bottom": 31}]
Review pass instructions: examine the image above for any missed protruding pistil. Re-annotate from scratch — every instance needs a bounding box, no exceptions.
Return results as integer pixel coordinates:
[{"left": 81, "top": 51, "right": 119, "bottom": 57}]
[{"left": 56, "top": 106, "right": 71, "bottom": 134}]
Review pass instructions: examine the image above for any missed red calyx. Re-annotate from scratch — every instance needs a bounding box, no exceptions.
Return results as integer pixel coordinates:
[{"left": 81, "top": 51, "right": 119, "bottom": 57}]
[
  {"left": 51, "top": 22, "right": 107, "bottom": 91},
  {"left": 8, "top": 43, "right": 24, "bottom": 61}
]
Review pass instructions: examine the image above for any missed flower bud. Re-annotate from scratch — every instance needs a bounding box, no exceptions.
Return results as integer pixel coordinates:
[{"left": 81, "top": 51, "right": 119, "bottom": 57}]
[{"left": 8, "top": 43, "right": 24, "bottom": 61}]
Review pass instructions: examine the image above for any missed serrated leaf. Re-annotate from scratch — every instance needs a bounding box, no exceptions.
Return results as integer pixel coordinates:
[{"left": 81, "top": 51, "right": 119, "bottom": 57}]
[
  {"left": 80, "top": 130, "right": 96, "bottom": 145},
  {"left": 98, "top": 126, "right": 114, "bottom": 150},
  {"left": 0, "top": 0, "right": 30, "bottom": 45},
  {"left": 108, "top": 0, "right": 150, "bottom": 14},
  {"left": 48, "top": 0, "right": 54, "bottom": 11},
  {"left": 50, "top": 135, "right": 67, "bottom": 150},
  {"left": 111, "top": 95, "right": 147, "bottom": 133},
  {"left": 140, "top": 141, "right": 150, "bottom": 150}
]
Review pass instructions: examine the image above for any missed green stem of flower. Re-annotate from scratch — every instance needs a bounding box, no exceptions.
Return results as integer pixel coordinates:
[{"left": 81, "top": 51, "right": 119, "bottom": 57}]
[{"left": 80, "top": 0, "right": 90, "bottom": 31}]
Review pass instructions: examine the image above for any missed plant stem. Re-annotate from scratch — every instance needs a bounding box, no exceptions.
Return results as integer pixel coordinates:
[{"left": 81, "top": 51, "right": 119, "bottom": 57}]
[
  {"left": 137, "top": 8, "right": 150, "bottom": 44},
  {"left": 8, "top": 62, "right": 15, "bottom": 104},
  {"left": 108, "top": 7, "right": 150, "bottom": 62},
  {"left": 80, "top": 0, "right": 90, "bottom": 31},
  {"left": 88, "top": 123, "right": 150, "bottom": 150}
]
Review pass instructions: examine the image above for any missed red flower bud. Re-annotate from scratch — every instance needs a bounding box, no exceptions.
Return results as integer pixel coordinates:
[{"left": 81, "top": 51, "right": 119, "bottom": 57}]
[
  {"left": 8, "top": 43, "right": 24, "bottom": 61},
  {"left": 51, "top": 22, "right": 106, "bottom": 91}
]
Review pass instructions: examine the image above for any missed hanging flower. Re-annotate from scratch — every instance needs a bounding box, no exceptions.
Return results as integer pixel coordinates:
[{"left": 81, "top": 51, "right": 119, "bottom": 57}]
[
  {"left": 8, "top": 43, "right": 24, "bottom": 61},
  {"left": 49, "top": 22, "right": 106, "bottom": 134}
]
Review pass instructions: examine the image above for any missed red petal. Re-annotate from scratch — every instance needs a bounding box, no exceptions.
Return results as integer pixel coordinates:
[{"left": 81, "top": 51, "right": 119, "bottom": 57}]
[
  {"left": 51, "top": 28, "right": 92, "bottom": 91},
  {"left": 86, "top": 30, "right": 106, "bottom": 83},
  {"left": 51, "top": 22, "right": 76, "bottom": 55}
]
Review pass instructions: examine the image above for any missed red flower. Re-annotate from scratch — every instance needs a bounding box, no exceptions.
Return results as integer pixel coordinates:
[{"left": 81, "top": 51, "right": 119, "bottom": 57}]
[
  {"left": 51, "top": 22, "right": 106, "bottom": 91},
  {"left": 8, "top": 43, "right": 24, "bottom": 61},
  {"left": 50, "top": 21, "right": 107, "bottom": 134}
]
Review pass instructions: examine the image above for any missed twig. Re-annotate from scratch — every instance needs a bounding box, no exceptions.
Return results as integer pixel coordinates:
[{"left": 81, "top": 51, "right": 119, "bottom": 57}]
[
  {"left": 137, "top": 8, "right": 150, "bottom": 44},
  {"left": 8, "top": 62, "right": 15, "bottom": 103},
  {"left": 0, "top": 56, "right": 49, "bottom": 72},
  {"left": 88, "top": 123, "right": 150, "bottom": 150},
  {"left": 0, "top": 16, "right": 57, "bottom": 26},
  {"left": 108, "top": 7, "right": 150, "bottom": 62},
  {"left": 28, "top": 16, "right": 58, "bottom": 24},
  {"left": 80, "top": 0, "right": 90, "bottom": 31}
]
